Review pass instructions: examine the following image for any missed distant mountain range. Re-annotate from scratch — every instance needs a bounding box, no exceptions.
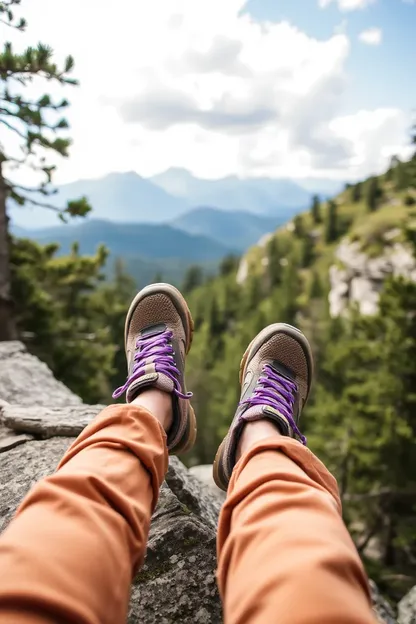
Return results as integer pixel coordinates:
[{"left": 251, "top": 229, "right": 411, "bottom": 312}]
[
  {"left": 171, "top": 207, "right": 290, "bottom": 250},
  {"left": 8, "top": 169, "right": 343, "bottom": 230},
  {"left": 9, "top": 168, "right": 344, "bottom": 286},
  {"left": 151, "top": 168, "right": 314, "bottom": 216},
  {"left": 14, "top": 219, "right": 234, "bottom": 260},
  {"left": 12, "top": 218, "right": 237, "bottom": 288}
]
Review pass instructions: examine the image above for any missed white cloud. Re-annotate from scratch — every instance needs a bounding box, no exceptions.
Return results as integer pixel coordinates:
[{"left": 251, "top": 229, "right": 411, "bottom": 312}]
[
  {"left": 319, "top": 0, "right": 376, "bottom": 11},
  {"left": 1, "top": 0, "right": 409, "bottom": 185},
  {"left": 330, "top": 108, "right": 413, "bottom": 178},
  {"left": 359, "top": 27, "right": 383, "bottom": 45}
]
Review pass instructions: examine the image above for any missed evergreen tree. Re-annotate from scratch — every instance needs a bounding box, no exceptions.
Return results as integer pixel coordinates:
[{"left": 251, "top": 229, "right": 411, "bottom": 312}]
[
  {"left": 244, "top": 274, "right": 262, "bottom": 314},
  {"left": 351, "top": 182, "right": 362, "bottom": 203},
  {"left": 0, "top": 1, "right": 91, "bottom": 340},
  {"left": 324, "top": 200, "right": 338, "bottom": 243},
  {"left": 182, "top": 265, "right": 203, "bottom": 293},
  {"left": 279, "top": 254, "right": 300, "bottom": 325},
  {"left": 301, "top": 234, "right": 315, "bottom": 268},
  {"left": 385, "top": 155, "right": 400, "bottom": 182},
  {"left": 408, "top": 125, "right": 416, "bottom": 188},
  {"left": 219, "top": 255, "right": 239, "bottom": 277},
  {"left": 311, "top": 195, "right": 321, "bottom": 224},
  {"left": 309, "top": 270, "right": 323, "bottom": 300},
  {"left": 293, "top": 214, "right": 304, "bottom": 237},
  {"left": 366, "top": 176, "right": 381, "bottom": 212},
  {"left": 267, "top": 236, "right": 281, "bottom": 287},
  {"left": 10, "top": 237, "right": 115, "bottom": 403}
]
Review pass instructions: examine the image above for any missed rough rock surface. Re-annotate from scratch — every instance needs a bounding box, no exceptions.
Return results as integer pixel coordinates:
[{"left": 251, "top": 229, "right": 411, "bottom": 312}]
[
  {"left": 166, "top": 458, "right": 223, "bottom": 529},
  {"left": 189, "top": 465, "right": 226, "bottom": 504},
  {"left": 0, "top": 342, "right": 407, "bottom": 622},
  {"left": 329, "top": 239, "right": 416, "bottom": 317},
  {"left": 398, "top": 586, "right": 416, "bottom": 624},
  {"left": 2, "top": 404, "right": 104, "bottom": 439},
  {"left": 369, "top": 581, "right": 397, "bottom": 624},
  {"left": 0, "top": 341, "right": 81, "bottom": 406}
]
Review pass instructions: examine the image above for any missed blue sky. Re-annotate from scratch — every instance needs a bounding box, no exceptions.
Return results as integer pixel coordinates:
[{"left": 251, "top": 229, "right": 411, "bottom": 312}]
[{"left": 245, "top": 0, "right": 416, "bottom": 113}]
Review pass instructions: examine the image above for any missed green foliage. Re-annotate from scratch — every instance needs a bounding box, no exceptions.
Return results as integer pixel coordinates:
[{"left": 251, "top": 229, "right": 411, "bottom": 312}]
[
  {"left": 0, "top": 0, "right": 91, "bottom": 341},
  {"left": 301, "top": 234, "right": 315, "bottom": 268},
  {"left": 267, "top": 236, "right": 281, "bottom": 287},
  {"left": 366, "top": 177, "right": 382, "bottom": 212},
  {"left": 324, "top": 200, "right": 338, "bottom": 243},
  {"left": 0, "top": 1, "right": 91, "bottom": 219},
  {"left": 351, "top": 182, "right": 362, "bottom": 203},
  {"left": 311, "top": 195, "right": 321, "bottom": 224},
  {"left": 10, "top": 237, "right": 121, "bottom": 402},
  {"left": 293, "top": 214, "right": 304, "bottom": 237},
  {"left": 182, "top": 265, "right": 204, "bottom": 294},
  {"left": 219, "top": 255, "right": 239, "bottom": 277},
  {"left": 310, "top": 270, "right": 416, "bottom": 588},
  {"left": 308, "top": 270, "right": 323, "bottom": 299}
]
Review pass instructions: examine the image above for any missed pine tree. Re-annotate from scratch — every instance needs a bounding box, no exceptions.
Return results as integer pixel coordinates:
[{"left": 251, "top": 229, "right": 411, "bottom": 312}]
[
  {"left": 279, "top": 254, "right": 300, "bottom": 325},
  {"left": 293, "top": 214, "right": 304, "bottom": 237},
  {"left": 324, "top": 200, "right": 338, "bottom": 243},
  {"left": 219, "top": 255, "right": 239, "bottom": 276},
  {"left": 244, "top": 274, "right": 262, "bottom": 314},
  {"left": 10, "top": 237, "right": 115, "bottom": 402},
  {"left": 267, "top": 236, "right": 281, "bottom": 287},
  {"left": 351, "top": 182, "right": 362, "bottom": 203},
  {"left": 182, "top": 265, "right": 203, "bottom": 293},
  {"left": 311, "top": 195, "right": 321, "bottom": 224},
  {"left": 408, "top": 125, "right": 416, "bottom": 189},
  {"left": 385, "top": 155, "right": 400, "bottom": 182},
  {"left": 301, "top": 234, "right": 314, "bottom": 268},
  {"left": 309, "top": 270, "right": 323, "bottom": 299},
  {"left": 0, "top": 1, "right": 91, "bottom": 340},
  {"left": 366, "top": 176, "right": 381, "bottom": 212}
]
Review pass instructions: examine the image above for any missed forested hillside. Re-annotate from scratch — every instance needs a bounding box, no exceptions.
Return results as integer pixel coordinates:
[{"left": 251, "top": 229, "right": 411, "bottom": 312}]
[{"left": 184, "top": 151, "right": 416, "bottom": 600}]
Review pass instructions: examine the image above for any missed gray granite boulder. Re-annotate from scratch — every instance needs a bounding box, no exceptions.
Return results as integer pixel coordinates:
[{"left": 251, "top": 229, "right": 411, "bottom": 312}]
[
  {"left": 399, "top": 586, "right": 416, "bottom": 624},
  {"left": 0, "top": 342, "right": 221, "bottom": 623}
]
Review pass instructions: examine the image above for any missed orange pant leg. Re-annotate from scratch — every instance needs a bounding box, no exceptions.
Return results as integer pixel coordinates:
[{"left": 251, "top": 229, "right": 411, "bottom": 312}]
[
  {"left": 217, "top": 437, "right": 377, "bottom": 624},
  {"left": 0, "top": 404, "right": 167, "bottom": 624}
]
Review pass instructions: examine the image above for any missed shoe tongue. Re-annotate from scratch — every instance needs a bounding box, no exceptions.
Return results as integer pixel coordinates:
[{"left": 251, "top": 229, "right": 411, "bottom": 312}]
[{"left": 126, "top": 372, "right": 174, "bottom": 403}]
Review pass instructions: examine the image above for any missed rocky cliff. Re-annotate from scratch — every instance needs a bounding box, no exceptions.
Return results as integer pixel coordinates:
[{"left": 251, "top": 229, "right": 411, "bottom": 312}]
[
  {"left": 329, "top": 237, "right": 416, "bottom": 317},
  {"left": 0, "top": 341, "right": 412, "bottom": 623}
]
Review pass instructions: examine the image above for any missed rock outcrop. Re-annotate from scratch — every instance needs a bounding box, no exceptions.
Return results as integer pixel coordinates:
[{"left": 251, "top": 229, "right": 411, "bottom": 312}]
[
  {"left": 0, "top": 342, "right": 222, "bottom": 623},
  {"left": 0, "top": 341, "right": 407, "bottom": 622},
  {"left": 398, "top": 586, "right": 416, "bottom": 624},
  {"left": 329, "top": 239, "right": 416, "bottom": 317}
]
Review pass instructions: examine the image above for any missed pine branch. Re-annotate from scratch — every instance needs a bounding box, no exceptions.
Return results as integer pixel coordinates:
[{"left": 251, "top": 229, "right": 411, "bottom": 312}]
[
  {"left": 7, "top": 181, "right": 56, "bottom": 195},
  {"left": 0, "top": 0, "right": 26, "bottom": 30}
]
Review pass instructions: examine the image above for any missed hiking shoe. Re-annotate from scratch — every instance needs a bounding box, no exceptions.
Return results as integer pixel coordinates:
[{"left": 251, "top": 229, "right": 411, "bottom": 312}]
[
  {"left": 112, "top": 283, "right": 196, "bottom": 454},
  {"left": 213, "top": 323, "right": 313, "bottom": 491}
]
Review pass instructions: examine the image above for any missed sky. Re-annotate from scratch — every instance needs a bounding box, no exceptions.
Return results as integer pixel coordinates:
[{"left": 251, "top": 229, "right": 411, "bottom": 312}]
[{"left": 2, "top": 0, "right": 415, "bottom": 184}]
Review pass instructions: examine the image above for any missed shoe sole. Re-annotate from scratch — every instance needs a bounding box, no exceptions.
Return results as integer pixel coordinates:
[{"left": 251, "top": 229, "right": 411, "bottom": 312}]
[
  {"left": 213, "top": 323, "right": 313, "bottom": 491},
  {"left": 124, "top": 283, "right": 196, "bottom": 455}
]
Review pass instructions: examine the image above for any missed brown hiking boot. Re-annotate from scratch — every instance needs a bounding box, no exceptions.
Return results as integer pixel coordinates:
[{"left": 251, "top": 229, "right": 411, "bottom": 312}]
[
  {"left": 112, "top": 283, "right": 196, "bottom": 454},
  {"left": 213, "top": 323, "right": 313, "bottom": 491}
]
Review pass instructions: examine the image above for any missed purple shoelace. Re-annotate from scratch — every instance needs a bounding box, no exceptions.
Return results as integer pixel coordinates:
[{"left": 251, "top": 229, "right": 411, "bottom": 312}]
[
  {"left": 240, "top": 363, "right": 307, "bottom": 445},
  {"left": 112, "top": 329, "right": 192, "bottom": 401}
]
